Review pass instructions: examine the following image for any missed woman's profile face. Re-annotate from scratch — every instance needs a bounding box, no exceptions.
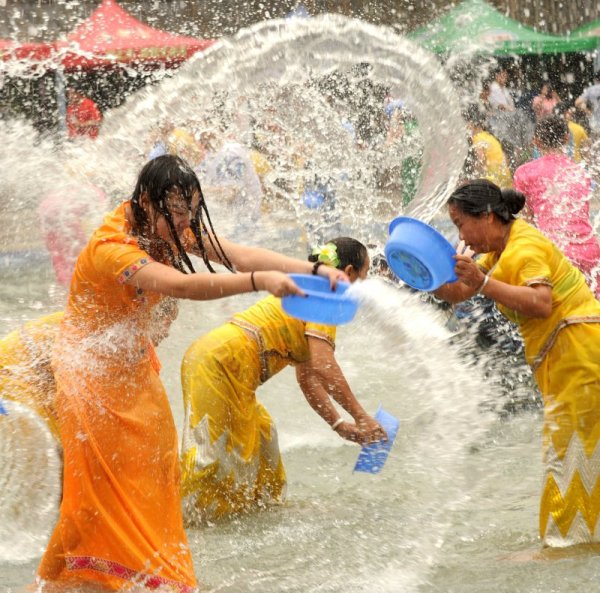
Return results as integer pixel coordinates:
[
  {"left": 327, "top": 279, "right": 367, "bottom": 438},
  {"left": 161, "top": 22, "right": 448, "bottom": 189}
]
[{"left": 449, "top": 203, "right": 492, "bottom": 254}]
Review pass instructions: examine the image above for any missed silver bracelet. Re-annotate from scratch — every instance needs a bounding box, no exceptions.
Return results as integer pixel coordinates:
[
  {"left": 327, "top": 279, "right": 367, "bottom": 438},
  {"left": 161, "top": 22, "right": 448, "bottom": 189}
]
[
  {"left": 331, "top": 418, "right": 344, "bottom": 431},
  {"left": 477, "top": 274, "right": 490, "bottom": 294}
]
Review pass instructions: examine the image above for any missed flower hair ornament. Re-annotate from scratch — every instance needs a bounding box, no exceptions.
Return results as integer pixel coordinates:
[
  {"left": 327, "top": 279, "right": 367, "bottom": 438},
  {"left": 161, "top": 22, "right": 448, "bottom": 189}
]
[{"left": 311, "top": 243, "right": 340, "bottom": 268}]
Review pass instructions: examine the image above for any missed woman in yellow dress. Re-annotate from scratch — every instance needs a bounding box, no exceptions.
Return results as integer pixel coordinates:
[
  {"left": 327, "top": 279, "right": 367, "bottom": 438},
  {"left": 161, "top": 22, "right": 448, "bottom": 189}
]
[
  {"left": 434, "top": 178, "right": 600, "bottom": 548},
  {"left": 180, "top": 237, "right": 386, "bottom": 524},
  {"left": 37, "top": 154, "right": 348, "bottom": 592},
  {"left": 463, "top": 104, "right": 513, "bottom": 189},
  {"left": 0, "top": 312, "right": 63, "bottom": 439}
]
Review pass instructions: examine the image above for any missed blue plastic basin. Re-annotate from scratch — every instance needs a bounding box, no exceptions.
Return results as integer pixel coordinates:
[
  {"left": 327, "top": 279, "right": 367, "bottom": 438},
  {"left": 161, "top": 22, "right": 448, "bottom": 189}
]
[
  {"left": 353, "top": 406, "right": 400, "bottom": 474},
  {"left": 384, "top": 216, "right": 457, "bottom": 291},
  {"left": 282, "top": 274, "right": 358, "bottom": 325}
]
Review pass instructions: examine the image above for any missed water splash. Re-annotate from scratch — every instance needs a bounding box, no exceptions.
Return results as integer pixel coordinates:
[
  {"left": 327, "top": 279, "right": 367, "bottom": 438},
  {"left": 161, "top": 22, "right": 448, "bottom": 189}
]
[
  {"left": 0, "top": 400, "right": 61, "bottom": 564},
  {"left": 0, "top": 14, "right": 482, "bottom": 590}
]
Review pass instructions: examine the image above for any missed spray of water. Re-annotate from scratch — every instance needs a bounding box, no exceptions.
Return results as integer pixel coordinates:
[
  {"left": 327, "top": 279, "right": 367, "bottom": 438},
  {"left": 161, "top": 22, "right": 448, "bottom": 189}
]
[{"left": 0, "top": 400, "right": 61, "bottom": 564}]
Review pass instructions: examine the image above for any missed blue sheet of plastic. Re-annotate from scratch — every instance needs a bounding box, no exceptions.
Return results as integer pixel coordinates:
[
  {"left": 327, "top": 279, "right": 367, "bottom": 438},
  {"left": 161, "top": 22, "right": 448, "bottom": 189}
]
[{"left": 353, "top": 406, "right": 399, "bottom": 474}]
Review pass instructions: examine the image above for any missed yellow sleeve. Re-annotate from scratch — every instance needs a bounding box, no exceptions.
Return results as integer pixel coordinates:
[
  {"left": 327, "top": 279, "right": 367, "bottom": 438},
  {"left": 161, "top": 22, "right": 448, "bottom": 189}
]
[
  {"left": 476, "top": 252, "right": 494, "bottom": 273},
  {"left": 493, "top": 234, "right": 553, "bottom": 288},
  {"left": 250, "top": 150, "right": 272, "bottom": 177}
]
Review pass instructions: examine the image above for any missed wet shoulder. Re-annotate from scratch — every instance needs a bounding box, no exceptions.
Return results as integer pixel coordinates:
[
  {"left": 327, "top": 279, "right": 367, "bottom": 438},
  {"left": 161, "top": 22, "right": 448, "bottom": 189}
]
[
  {"left": 508, "top": 219, "right": 550, "bottom": 249},
  {"left": 90, "top": 202, "right": 135, "bottom": 246}
]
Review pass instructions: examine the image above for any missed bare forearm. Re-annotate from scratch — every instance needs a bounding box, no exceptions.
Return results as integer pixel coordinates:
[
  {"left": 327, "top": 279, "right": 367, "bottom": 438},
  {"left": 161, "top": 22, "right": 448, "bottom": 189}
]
[
  {"left": 172, "top": 271, "right": 258, "bottom": 300},
  {"left": 130, "top": 263, "right": 255, "bottom": 300},
  {"left": 480, "top": 277, "right": 551, "bottom": 318},
  {"left": 216, "top": 241, "right": 313, "bottom": 274},
  {"left": 433, "top": 281, "right": 476, "bottom": 304},
  {"left": 313, "top": 364, "right": 368, "bottom": 422},
  {"left": 299, "top": 376, "right": 343, "bottom": 426}
]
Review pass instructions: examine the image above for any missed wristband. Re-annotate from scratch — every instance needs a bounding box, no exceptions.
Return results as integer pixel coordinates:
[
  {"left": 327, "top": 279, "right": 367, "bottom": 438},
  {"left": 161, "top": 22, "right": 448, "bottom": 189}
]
[
  {"left": 250, "top": 271, "right": 258, "bottom": 292},
  {"left": 331, "top": 418, "right": 344, "bottom": 431},
  {"left": 476, "top": 274, "right": 490, "bottom": 294}
]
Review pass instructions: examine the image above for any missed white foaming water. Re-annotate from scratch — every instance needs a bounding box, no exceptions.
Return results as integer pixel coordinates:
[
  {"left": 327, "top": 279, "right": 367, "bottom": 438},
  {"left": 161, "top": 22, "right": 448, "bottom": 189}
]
[
  {"left": 347, "top": 280, "right": 495, "bottom": 566},
  {"left": 0, "top": 401, "right": 61, "bottom": 564}
]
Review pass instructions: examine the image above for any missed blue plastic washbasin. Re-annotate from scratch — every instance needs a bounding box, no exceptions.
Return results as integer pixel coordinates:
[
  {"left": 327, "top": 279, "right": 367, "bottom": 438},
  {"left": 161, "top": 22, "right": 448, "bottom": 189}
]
[
  {"left": 384, "top": 216, "right": 457, "bottom": 291},
  {"left": 353, "top": 406, "right": 400, "bottom": 474},
  {"left": 282, "top": 274, "right": 358, "bottom": 325}
]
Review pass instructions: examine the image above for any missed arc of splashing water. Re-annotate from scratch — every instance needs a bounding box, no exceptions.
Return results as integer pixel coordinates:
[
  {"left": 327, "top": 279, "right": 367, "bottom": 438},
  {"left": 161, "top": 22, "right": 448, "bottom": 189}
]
[{"left": 99, "top": 14, "right": 467, "bottom": 224}]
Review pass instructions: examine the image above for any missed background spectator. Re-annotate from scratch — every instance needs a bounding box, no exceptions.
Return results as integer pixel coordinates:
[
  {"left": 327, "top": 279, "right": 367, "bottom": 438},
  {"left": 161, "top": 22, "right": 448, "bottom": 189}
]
[{"left": 66, "top": 87, "right": 102, "bottom": 140}]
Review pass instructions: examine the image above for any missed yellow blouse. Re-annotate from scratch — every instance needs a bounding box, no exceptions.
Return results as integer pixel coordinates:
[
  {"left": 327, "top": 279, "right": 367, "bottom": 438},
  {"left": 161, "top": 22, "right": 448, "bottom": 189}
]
[
  {"left": 230, "top": 295, "right": 336, "bottom": 383},
  {"left": 472, "top": 130, "right": 513, "bottom": 189},
  {"left": 0, "top": 312, "right": 63, "bottom": 437},
  {"left": 477, "top": 219, "right": 600, "bottom": 368}
]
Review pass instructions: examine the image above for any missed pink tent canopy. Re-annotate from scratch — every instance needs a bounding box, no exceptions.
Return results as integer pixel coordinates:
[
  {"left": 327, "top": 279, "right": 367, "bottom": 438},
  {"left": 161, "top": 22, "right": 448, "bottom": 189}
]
[{"left": 61, "top": 0, "right": 214, "bottom": 70}]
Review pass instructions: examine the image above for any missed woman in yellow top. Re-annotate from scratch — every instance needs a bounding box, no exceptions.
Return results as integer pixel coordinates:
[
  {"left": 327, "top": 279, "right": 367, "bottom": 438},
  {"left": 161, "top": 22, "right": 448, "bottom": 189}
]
[
  {"left": 0, "top": 312, "right": 63, "bottom": 439},
  {"left": 463, "top": 104, "right": 513, "bottom": 189},
  {"left": 434, "top": 179, "right": 600, "bottom": 549},
  {"left": 180, "top": 237, "right": 386, "bottom": 524},
  {"left": 552, "top": 102, "right": 591, "bottom": 164},
  {"left": 38, "top": 154, "right": 348, "bottom": 592}
]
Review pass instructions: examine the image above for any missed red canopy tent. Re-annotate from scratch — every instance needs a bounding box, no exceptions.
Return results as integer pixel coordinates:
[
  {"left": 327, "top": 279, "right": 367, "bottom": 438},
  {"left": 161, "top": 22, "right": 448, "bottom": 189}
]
[
  {"left": 60, "top": 0, "right": 214, "bottom": 71},
  {"left": 0, "top": 39, "right": 57, "bottom": 63}
]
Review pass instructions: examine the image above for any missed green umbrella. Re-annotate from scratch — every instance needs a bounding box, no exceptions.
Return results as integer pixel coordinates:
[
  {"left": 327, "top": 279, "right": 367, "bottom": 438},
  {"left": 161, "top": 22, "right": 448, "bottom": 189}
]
[{"left": 409, "top": 0, "right": 597, "bottom": 55}]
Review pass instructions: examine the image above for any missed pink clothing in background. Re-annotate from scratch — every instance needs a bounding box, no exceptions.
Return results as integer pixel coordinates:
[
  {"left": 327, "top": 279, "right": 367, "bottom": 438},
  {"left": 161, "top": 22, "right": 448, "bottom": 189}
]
[
  {"left": 532, "top": 95, "right": 559, "bottom": 120},
  {"left": 514, "top": 153, "right": 600, "bottom": 297},
  {"left": 38, "top": 184, "right": 108, "bottom": 286}
]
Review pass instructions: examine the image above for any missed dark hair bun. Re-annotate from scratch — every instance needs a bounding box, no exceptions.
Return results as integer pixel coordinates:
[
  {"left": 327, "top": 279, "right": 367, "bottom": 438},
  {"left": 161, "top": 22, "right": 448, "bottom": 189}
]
[{"left": 500, "top": 188, "right": 526, "bottom": 215}]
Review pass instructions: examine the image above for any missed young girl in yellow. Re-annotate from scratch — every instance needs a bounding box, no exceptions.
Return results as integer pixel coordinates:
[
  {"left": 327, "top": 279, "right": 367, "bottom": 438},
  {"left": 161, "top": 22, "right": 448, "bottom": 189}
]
[{"left": 180, "top": 237, "right": 386, "bottom": 524}]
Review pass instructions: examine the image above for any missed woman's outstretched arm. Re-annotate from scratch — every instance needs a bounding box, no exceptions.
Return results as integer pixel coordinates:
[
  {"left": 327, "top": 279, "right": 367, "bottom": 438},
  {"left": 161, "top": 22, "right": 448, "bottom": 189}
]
[
  {"left": 295, "top": 337, "right": 387, "bottom": 445},
  {"left": 126, "top": 260, "right": 303, "bottom": 300}
]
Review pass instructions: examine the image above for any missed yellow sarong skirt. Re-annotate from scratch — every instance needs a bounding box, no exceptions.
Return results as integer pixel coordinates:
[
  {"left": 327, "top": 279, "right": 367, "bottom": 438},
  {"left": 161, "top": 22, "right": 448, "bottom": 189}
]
[
  {"left": 536, "top": 322, "right": 600, "bottom": 546},
  {"left": 181, "top": 324, "right": 286, "bottom": 523}
]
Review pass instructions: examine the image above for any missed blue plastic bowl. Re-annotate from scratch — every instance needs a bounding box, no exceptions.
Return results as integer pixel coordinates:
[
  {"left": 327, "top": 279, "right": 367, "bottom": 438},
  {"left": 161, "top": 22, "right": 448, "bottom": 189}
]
[
  {"left": 384, "top": 216, "right": 457, "bottom": 291},
  {"left": 282, "top": 274, "right": 358, "bottom": 325}
]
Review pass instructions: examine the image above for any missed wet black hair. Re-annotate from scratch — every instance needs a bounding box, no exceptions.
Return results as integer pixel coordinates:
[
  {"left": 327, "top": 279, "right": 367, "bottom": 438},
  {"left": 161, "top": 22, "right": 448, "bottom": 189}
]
[
  {"left": 553, "top": 102, "right": 569, "bottom": 116},
  {"left": 448, "top": 179, "right": 525, "bottom": 224},
  {"left": 534, "top": 115, "right": 569, "bottom": 149},
  {"left": 130, "top": 154, "right": 234, "bottom": 274},
  {"left": 308, "top": 237, "right": 368, "bottom": 272}
]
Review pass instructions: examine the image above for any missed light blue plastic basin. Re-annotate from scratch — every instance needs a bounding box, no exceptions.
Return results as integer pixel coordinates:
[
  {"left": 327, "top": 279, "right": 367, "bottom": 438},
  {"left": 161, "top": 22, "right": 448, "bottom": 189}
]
[
  {"left": 384, "top": 216, "right": 457, "bottom": 291},
  {"left": 282, "top": 274, "right": 358, "bottom": 325}
]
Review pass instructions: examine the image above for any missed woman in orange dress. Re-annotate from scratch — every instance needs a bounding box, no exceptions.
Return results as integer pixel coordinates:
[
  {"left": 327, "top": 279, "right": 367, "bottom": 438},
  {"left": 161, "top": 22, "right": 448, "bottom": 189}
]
[{"left": 37, "top": 154, "right": 348, "bottom": 592}]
